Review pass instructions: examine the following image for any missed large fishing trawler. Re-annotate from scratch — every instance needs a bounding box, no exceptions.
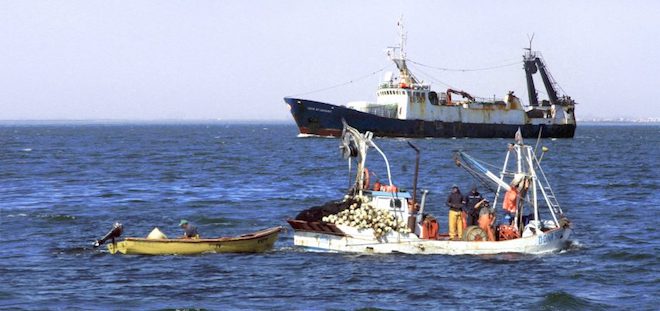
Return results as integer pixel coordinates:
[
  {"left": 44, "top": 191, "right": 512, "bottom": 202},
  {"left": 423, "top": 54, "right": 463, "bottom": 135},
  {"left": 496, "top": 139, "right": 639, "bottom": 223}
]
[{"left": 285, "top": 22, "right": 576, "bottom": 138}]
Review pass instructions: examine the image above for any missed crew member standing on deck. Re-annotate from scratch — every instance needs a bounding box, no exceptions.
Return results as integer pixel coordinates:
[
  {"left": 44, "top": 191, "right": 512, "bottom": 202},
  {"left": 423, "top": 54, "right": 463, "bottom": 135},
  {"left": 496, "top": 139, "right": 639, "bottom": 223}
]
[
  {"left": 503, "top": 183, "right": 519, "bottom": 224},
  {"left": 478, "top": 200, "right": 496, "bottom": 241},
  {"left": 464, "top": 185, "right": 484, "bottom": 227},
  {"left": 446, "top": 185, "right": 464, "bottom": 240}
]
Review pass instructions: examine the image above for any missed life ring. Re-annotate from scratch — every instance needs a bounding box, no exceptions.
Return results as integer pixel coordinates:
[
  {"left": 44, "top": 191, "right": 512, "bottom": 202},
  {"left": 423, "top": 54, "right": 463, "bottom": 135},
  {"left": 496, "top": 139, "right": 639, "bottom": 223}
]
[{"left": 362, "top": 168, "right": 370, "bottom": 190}]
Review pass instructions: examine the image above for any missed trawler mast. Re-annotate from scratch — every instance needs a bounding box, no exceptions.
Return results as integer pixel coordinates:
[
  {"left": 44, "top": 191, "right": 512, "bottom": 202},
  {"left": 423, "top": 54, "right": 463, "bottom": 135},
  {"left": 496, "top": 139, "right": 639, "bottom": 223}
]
[{"left": 387, "top": 18, "right": 418, "bottom": 86}]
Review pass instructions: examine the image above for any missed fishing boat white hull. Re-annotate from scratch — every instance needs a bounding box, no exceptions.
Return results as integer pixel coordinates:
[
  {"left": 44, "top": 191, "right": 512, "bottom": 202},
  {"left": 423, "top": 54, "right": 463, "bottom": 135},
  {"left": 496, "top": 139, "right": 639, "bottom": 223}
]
[
  {"left": 292, "top": 226, "right": 571, "bottom": 255},
  {"left": 288, "top": 122, "right": 574, "bottom": 256}
]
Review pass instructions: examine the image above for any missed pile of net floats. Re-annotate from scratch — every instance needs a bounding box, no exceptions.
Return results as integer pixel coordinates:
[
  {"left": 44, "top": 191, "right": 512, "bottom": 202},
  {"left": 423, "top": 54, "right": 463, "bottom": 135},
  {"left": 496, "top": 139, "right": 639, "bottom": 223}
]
[{"left": 321, "top": 201, "right": 411, "bottom": 238}]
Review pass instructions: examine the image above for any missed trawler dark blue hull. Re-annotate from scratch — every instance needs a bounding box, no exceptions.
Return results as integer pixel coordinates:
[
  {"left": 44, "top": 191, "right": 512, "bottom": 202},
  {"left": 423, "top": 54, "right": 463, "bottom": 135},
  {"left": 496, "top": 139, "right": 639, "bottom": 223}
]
[{"left": 285, "top": 97, "right": 576, "bottom": 138}]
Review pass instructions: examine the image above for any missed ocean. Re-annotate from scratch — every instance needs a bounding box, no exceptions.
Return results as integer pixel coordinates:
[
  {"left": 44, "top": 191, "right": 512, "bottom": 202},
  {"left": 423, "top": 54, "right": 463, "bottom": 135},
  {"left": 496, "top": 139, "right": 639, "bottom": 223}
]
[{"left": 0, "top": 123, "right": 658, "bottom": 310}]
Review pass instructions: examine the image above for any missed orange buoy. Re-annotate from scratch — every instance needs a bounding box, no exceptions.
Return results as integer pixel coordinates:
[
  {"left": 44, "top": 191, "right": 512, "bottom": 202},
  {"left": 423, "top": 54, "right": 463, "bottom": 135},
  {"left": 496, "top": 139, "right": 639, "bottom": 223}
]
[{"left": 421, "top": 217, "right": 439, "bottom": 239}]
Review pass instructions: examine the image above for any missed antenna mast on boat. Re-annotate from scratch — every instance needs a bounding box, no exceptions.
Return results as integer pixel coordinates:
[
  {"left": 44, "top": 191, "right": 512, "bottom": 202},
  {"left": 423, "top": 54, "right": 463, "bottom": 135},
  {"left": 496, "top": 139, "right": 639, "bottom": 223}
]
[
  {"left": 340, "top": 121, "right": 394, "bottom": 193},
  {"left": 386, "top": 16, "right": 417, "bottom": 86},
  {"left": 398, "top": 15, "right": 407, "bottom": 60}
]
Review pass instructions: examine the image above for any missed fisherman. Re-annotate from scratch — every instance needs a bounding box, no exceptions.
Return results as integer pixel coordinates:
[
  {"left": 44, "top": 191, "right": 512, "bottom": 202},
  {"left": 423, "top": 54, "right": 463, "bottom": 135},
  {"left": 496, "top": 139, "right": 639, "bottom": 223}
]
[
  {"left": 463, "top": 185, "right": 484, "bottom": 227},
  {"left": 502, "top": 183, "right": 519, "bottom": 225},
  {"left": 477, "top": 200, "right": 496, "bottom": 241},
  {"left": 446, "top": 184, "right": 464, "bottom": 240},
  {"left": 179, "top": 219, "right": 199, "bottom": 239}
]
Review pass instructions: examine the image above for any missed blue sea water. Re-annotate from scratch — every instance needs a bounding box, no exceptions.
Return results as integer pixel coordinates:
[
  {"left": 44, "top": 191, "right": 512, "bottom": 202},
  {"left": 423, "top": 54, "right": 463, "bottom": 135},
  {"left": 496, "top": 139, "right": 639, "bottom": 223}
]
[{"left": 0, "top": 123, "right": 658, "bottom": 310}]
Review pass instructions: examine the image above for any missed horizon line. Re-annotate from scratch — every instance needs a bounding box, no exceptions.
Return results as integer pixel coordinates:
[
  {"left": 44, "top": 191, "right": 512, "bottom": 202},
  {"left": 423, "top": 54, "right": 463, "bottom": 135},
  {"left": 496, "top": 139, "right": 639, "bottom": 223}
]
[{"left": 0, "top": 119, "right": 658, "bottom": 126}]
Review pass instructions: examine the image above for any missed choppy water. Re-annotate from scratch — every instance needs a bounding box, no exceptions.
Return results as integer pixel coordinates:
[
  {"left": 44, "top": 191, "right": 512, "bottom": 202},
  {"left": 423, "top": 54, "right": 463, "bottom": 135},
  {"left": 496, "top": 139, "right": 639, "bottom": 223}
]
[{"left": 0, "top": 123, "right": 658, "bottom": 310}]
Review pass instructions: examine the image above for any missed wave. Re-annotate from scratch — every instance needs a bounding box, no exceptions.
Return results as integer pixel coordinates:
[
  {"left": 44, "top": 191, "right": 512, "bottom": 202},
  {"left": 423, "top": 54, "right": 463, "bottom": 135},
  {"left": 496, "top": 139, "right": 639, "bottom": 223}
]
[
  {"left": 296, "top": 133, "right": 335, "bottom": 138},
  {"left": 5, "top": 213, "right": 28, "bottom": 217},
  {"left": 194, "top": 216, "right": 232, "bottom": 225},
  {"left": 537, "top": 291, "right": 610, "bottom": 310},
  {"left": 36, "top": 213, "right": 78, "bottom": 222},
  {"left": 601, "top": 250, "right": 655, "bottom": 261}
]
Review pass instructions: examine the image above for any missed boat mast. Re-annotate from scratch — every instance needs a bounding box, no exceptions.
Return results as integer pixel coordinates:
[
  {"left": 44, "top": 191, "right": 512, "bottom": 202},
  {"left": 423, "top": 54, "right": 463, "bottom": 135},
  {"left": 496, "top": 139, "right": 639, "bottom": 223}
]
[
  {"left": 388, "top": 18, "right": 417, "bottom": 86},
  {"left": 514, "top": 129, "right": 524, "bottom": 230},
  {"left": 523, "top": 35, "right": 540, "bottom": 107},
  {"left": 526, "top": 146, "right": 540, "bottom": 223},
  {"left": 340, "top": 122, "right": 394, "bottom": 193},
  {"left": 523, "top": 34, "right": 562, "bottom": 106},
  {"left": 492, "top": 147, "right": 512, "bottom": 211}
]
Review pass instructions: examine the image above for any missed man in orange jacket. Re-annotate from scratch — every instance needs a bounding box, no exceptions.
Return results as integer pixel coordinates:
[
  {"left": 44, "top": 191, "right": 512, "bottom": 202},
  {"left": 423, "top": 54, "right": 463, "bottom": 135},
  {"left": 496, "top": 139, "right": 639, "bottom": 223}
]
[{"left": 503, "top": 185, "right": 519, "bottom": 224}]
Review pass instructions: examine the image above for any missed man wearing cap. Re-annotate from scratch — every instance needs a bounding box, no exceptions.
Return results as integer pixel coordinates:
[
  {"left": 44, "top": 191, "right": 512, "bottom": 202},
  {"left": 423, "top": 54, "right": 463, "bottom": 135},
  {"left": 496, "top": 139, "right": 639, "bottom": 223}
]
[
  {"left": 446, "top": 184, "right": 464, "bottom": 240},
  {"left": 464, "top": 185, "right": 484, "bottom": 227},
  {"left": 179, "top": 219, "right": 199, "bottom": 239}
]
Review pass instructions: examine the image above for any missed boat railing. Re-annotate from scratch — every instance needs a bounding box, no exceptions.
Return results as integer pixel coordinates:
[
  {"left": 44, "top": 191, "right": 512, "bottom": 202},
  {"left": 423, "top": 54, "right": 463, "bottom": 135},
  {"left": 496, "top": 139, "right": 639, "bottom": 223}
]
[{"left": 378, "top": 82, "right": 431, "bottom": 91}]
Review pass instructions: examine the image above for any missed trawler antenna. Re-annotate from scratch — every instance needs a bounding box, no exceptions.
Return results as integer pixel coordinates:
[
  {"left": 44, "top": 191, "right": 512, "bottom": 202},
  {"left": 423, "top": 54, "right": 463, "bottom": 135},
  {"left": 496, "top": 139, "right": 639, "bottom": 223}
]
[
  {"left": 397, "top": 16, "right": 407, "bottom": 59},
  {"left": 524, "top": 33, "right": 536, "bottom": 59}
]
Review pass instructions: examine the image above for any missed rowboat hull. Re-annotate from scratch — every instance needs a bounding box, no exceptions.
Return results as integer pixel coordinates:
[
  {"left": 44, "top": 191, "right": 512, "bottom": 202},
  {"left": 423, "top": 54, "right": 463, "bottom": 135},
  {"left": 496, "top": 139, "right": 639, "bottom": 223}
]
[
  {"left": 292, "top": 225, "right": 571, "bottom": 255},
  {"left": 107, "top": 226, "right": 282, "bottom": 255}
]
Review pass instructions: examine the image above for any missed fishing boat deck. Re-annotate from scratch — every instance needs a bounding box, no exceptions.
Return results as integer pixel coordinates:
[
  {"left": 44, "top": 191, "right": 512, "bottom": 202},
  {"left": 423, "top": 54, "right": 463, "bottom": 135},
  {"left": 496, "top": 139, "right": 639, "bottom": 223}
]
[{"left": 287, "top": 220, "right": 346, "bottom": 236}]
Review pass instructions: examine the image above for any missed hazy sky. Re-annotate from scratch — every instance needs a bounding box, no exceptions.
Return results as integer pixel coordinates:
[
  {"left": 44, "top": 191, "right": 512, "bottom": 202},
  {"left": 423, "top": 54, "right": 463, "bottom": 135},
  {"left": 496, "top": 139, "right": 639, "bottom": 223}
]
[{"left": 1, "top": 1, "right": 658, "bottom": 120}]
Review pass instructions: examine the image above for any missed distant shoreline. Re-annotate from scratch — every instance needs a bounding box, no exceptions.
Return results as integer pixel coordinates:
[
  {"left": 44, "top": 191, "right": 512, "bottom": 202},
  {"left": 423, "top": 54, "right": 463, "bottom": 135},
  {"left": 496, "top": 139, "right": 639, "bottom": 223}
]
[{"left": 0, "top": 120, "right": 657, "bottom": 126}]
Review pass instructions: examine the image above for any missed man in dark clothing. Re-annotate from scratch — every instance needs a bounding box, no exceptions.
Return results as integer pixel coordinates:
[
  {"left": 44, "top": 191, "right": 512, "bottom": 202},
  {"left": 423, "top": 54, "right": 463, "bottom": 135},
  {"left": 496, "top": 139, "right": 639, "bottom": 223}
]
[
  {"left": 179, "top": 219, "right": 199, "bottom": 239},
  {"left": 446, "top": 184, "right": 464, "bottom": 240},
  {"left": 464, "top": 185, "right": 484, "bottom": 227}
]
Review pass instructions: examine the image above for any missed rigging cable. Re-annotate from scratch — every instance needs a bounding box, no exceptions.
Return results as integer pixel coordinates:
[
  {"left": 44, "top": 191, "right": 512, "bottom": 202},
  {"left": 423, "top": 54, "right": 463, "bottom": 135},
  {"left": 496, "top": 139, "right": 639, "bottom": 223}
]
[
  {"left": 288, "top": 65, "right": 389, "bottom": 97},
  {"left": 407, "top": 64, "right": 457, "bottom": 90},
  {"left": 409, "top": 64, "right": 494, "bottom": 100},
  {"left": 457, "top": 157, "right": 499, "bottom": 193},
  {"left": 407, "top": 58, "right": 522, "bottom": 72}
]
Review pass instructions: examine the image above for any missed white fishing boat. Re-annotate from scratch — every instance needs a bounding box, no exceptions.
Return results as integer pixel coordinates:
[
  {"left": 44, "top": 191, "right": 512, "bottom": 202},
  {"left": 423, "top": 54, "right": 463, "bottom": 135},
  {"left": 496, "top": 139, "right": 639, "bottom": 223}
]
[{"left": 287, "top": 122, "right": 572, "bottom": 255}]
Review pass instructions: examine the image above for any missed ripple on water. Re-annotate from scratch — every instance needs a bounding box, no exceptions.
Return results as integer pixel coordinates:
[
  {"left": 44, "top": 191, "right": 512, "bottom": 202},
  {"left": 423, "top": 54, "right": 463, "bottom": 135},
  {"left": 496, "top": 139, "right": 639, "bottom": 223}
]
[{"left": 537, "top": 291, "right": 611, "bottom": 310}]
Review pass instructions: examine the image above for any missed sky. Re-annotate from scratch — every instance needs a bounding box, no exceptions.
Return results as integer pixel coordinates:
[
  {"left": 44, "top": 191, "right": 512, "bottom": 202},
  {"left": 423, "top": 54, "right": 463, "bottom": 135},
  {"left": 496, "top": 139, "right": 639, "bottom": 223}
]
[{"left": 1, "top": 0, "right": 659, "bottom": 121}]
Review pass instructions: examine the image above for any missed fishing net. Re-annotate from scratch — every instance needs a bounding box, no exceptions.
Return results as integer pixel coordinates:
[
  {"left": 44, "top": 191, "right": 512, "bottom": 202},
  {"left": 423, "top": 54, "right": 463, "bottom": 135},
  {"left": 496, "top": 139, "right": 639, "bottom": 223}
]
[{"left": 294, "top": 198, "right": 357, "bottom": 222}]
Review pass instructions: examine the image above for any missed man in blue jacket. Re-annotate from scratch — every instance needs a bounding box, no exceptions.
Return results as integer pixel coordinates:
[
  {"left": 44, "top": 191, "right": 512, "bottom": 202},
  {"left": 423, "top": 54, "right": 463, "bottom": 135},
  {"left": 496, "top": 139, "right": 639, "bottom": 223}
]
[{"left": 179, "top": 219, "right": 199, "bottom": 239}]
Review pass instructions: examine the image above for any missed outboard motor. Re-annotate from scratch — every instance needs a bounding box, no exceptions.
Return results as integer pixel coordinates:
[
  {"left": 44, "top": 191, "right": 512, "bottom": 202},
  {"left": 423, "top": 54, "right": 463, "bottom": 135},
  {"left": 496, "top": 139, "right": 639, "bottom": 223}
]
[{"left": 93, "top": 222, "right": 123, "bottom": 247}]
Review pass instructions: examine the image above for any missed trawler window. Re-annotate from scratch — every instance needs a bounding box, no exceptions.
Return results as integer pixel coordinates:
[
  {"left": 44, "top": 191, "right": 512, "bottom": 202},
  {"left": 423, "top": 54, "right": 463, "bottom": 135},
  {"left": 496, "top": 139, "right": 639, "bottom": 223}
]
[{"left": 390, "top": 199, "right": 402, "bottom": 209}]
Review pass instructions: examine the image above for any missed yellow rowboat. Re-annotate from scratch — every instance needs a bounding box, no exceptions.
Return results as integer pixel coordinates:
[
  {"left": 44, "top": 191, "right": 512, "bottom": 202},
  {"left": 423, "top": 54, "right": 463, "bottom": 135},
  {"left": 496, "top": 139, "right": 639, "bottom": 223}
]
[{"left": 107, "top": 226, "right": 283, "bottom": 255}]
